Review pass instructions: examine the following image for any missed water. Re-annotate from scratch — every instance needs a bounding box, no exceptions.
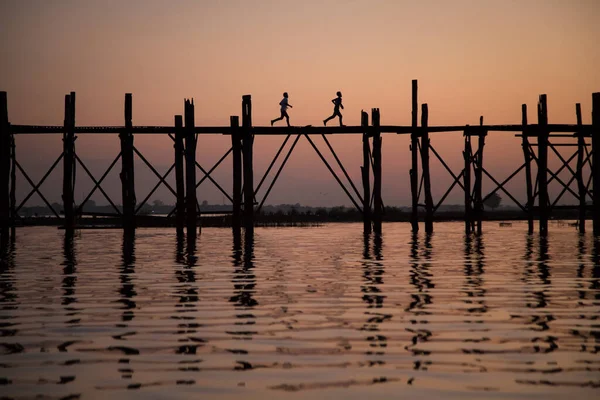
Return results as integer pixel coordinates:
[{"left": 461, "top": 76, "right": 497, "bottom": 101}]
[{"left": 1, "top": 223, "right": 599, "bottom": 399}]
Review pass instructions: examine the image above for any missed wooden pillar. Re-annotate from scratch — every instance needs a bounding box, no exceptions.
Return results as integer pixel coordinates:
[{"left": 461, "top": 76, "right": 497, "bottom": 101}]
[
  {"left": 592, "top": 93, "right": 600, "bottom": 235},
  {"left": 521, "top": 105, "right": 534, "bottom": 234},
  {"left": 473, "top": 117, "right": 486, "bottom": 235},
  {"left": 537, "top": 95, "right": 549, "bottom": 235},
  {"left": 63, "top": 92, "right": 76, "bottom": 232},
  {"left": 576, "top": 104, "right": 586, "bottom": 233},
  {"left": 174, "top": 115, "right": 185, "bottom": 234},
  {"left": 463, "top": 129, "right": 472, "bottom": 234},
  {"left": 421, "top": 104, "right": 433, "bottom": 233},
  {"left": 184, "top": 99, "right": 197, "bottom": 236},
  {"left": 372, "top": 108, "right": 382, "bottom": 235},
  {"left": 0, "top": 92, "right": 9, "bottom": 244},
  {"left": 242, "top": 95, "right": 254, "bottom": 233},
  {"left": 410, "top": 80, "right": 419, "bottom": 232},
  {"left": 231, "top": 116, "right": 242, "bottom": 232},
  {"left": 10, "top": 127, "right": 16, "bottom": 238},
  {"left": 120, "top": 93, "right": 136, "bottom": 233},
  {"left": 361, "top": 111, "right": 371, "bottom": 234}
]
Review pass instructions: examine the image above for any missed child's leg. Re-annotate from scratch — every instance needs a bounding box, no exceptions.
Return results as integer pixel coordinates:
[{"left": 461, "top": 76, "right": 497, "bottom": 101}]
[
  {"left": 336, "top": 111, "right": 344, "bottom": 126},
  {"left": 271, "top": 111, "right": 285, "bottom": 126},
  {"left": 323, "top": 113, "right": 335, "bottom": 125}
]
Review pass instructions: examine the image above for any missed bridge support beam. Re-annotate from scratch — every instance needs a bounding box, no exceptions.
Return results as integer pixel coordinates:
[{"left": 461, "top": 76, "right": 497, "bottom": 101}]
[
  {"left": 184, "top": 99, "right": 197, "bottom": 237},
  {"left": 174, "top": 115, "right": 185, "bottom": 235},
  {"left": 537, "top": 95, "right": 549, "bottom": 236},
  {"left": 231, "top": 116, "right": 242, "bottom": 233},
  {"left": 522, "top": 105, "right": 534, "bottom": 234},
  {"left": 421, "top": 104, "right": 433, "bottom": 233},
  {"left": 361, "top": 111, "right": 371, "bottom": 235},
  {"left": 120, "top": 93, "right": 136, "bottom": 234},
  {"left": 372, "top": 108, "right": 382, "bottom": 235},
  {"left": 0, "top": 92, "right": 9, "bottom": 246},
  {"left": 242, "top": 95, "right": 254, "bottom": 233},
  {"left": 464, "top": 130, "right": 472, "bottom": 234},
  {"left": 474, "top": 119, "right": 486, "bottom": 235},
  {"left": 63, "top": 92, "right": 76, "bottom": 233},
  {"left": 593, "top": 93, "right": 600, "bottom": 235},
  {"left": 410, "top": 80, "right": 419, "bottom": 232},
  {"left": 576, "top": 103, "right": 585, "bottom": 233}
]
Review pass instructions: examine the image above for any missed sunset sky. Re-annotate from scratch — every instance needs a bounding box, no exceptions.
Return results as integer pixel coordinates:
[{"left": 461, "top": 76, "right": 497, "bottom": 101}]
[{"left": 1, "top": 0, "right": 599, "bottom": 208}]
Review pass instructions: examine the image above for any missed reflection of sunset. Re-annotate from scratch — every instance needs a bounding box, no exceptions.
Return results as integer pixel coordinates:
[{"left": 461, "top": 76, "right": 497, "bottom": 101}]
[{"left": 1, "top": 0, "right": 598, "bottom": 206}]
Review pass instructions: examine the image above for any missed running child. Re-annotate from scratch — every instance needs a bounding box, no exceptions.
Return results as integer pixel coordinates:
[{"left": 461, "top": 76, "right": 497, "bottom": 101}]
[
  {"left": 323, "top": 91, "right": 344, "bottom": 126},
  {"left": 271, "top": 92, "right": 292, "bottom": 127}
]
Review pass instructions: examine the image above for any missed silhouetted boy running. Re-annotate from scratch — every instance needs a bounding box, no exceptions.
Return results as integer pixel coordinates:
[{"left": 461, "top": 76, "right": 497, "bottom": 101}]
[
  {"left": 323, "top": 91, "right": 344, "bottom": 126},
  {"left": 271, "top": 92, "right": 292, "bottom": 127}
]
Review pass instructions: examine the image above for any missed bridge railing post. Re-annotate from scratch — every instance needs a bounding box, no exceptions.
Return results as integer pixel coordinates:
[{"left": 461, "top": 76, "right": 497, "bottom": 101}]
[
  {"left": 174, "top": 115, "right": 185, "bottom": 234},
  {"left": 576, "top": 103, "right": 586, "bottom": 233},
  {"left": 537, "top": 95, "right": 549, "bottom": 235},
  {"left": 410, "top": 79, "right": 419, "bottom": 232},
  {"left": 184, "top": 99, "right": 197, "bottom": 237},
  {"left": 231, "top": 116, "right": 242, "bottom": 233},
  {"left": 62, "top": 92, "right": 76, "bottom": 233},
  {"left": 592, "top": 92, "right": 600, "bottom": 235},
  {"left": 120, "top": 93, "right": 136, "bottom": 234},
  {"left": 474, "top": 117, "right": 486, "bottom": 235},
  {"left": 522, "top": 105, "right": 534, "bottom": 234},
  {"left": 242, "top": 95, "right": 254, "bottom": 234},
  {"left": 464, "top": 128, "right": 472, "bottom": 234},
  {"left": 361, "top": 111, "right": 371, "bottom": 235},
  {"left": 421, "top": 104, "right": 433, "bottom": 233},
  {"left": 372, "top": 108, "right": 382, "bottom": 235},
  {"left": 0, "top": 92, "right": 9, "bottom": 245}
]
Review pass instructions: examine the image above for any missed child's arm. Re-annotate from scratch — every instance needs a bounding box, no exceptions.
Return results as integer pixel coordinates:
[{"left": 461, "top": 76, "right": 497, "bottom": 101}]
[
  {"left": 341, "top": 103, "right": 344, "bottom": 109},
  {"left": 288, "top": 103, "right": 292, "bottom": 108}
]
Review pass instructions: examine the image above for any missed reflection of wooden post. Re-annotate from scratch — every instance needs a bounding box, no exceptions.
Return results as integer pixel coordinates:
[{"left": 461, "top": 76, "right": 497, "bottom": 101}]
[
  {"left": 421, "top": 104, "right": 433, "bottom": 233},
  {"left": 521, "top": 105, "right": 534, "bottom": 234},
  {"left": 576, "top": 104, "right": 586, "bottom": 233},
  {"left": 592, "top": 93, "right": 600, "bottom": 235},
  {"left": 537, "top": 95, "right": 549, "bottom": 235},
  {"left": 464, "top": 130, "right": 472, "bottom": 234},
  {"left": 174, "top": 115, "right": 185, "bottom": 234},
  {"left": 120, "top": 93, "right": 136, "bottom": 233},
  {"left": 63, "top": 92, "right": 76, "bottom": 232},
  {"left": 361, "top": 111, "right": 371, "bottom": 234},
  {"left": 372, "top": 108, "right": 382, "bottom": 235},
  {"left": 242, "top": 95, "right": 254, "bottom": 233},
  {"left": 184, "top": 99, "right": 197, "bottom": 237},
  {"left": 0, "top": 92, "right": 9, "bottom": 243},
  {"left": 231, "top": 116, "right": 242, "bottom": 232},
  {"left": 410, "top": 80, "right": 419, "bottom": 232}
]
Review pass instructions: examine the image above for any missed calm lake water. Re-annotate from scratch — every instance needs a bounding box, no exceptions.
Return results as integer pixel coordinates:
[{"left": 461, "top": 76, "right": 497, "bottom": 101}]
[{"left": 1, "top": 223, "right": 599, "bottom": 399}]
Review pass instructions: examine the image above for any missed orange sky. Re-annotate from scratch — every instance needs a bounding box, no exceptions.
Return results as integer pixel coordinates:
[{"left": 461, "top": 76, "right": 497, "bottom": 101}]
[{"left": 1, "top": 0, "right": 599, "bottom": 207}]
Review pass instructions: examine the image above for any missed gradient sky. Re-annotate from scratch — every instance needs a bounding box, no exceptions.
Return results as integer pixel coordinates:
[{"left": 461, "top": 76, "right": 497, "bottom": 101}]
[{"left": 1, "top": 0, "right": 599, "bottom": 208}]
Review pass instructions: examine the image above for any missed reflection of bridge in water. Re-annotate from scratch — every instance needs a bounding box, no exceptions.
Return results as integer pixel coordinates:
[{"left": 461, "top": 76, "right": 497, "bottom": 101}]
[{"left": 1, "top": 80, "right": 599, "bottom": 246}]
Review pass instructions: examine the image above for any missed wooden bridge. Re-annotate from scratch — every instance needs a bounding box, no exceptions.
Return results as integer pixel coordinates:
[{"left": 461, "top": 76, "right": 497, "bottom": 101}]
[{"left": 1, "top": 80, "right": 599, "bottom": 246}]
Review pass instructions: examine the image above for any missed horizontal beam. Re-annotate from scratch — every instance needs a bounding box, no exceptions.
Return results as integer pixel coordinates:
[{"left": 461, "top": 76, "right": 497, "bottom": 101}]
[{"left": 10, "top": 124, "right": 593, "bottom": 135}]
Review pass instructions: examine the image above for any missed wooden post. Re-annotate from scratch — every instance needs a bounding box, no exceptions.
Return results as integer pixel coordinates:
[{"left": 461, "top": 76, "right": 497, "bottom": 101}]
[
  {"left": 0, "top": 92, "right": 9, "bottom": 244},
  {"left": 231, "top": 116, "right": 242, "bottom": 232},
  {"left": 592, "top": 93, "right": 600, "bottom": 235},
  {"left": 63, "top": 92, "right": 76, "bottom": 232},
  {"left": 521, "top": 105, "right": 534, "bottom": 234},
  {"left": 10, "top": 128, "right": 16, "bottom": 238},
  {"left": 421, "top": 104, "right": 433, "bottom": 233},
  {"left": 372, "top": 108, "right": 382, "bottom": 235},
  {"left": 242, "top": 95, "right": 254, "bottom": 233},
  {"left": 410, "top": 80, "right": 419, "bottom": 232},
  {"left": 120, "top": 93, "right": 136, "bottom": 233},
  {"left": 184, "top": 99, "right": 197, "bottom": 236},
  {"left": 474, "top": 117, "right": 486, "bottom": 235},
  {"left": 537, "top": 95, "right": 549, "bottom": 235},
  {"left": 174, "top": 115, "right": 185, "bottom": 234},
  {"left": 463, "top": 129, "right": 472, "bottom": 234},
  {"left": 361, "top": 111, "right": 371, "bottom": 234},
  {"left": 576, "top": 104, "right": 586, "bottom": 233}
]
